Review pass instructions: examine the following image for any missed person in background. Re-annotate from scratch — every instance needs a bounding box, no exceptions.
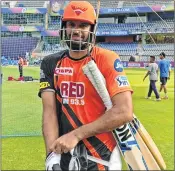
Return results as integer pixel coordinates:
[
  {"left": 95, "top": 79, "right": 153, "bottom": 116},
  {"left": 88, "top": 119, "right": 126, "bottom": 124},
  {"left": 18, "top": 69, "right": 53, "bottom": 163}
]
[
  {"left": 129, "top": 55, "right": 136, "bottom": 62},
  {"left": 158, "top": 52, "right": 170, "bottom": 99},
  {"left": 0, "top": 73, "right": 3, "bottom": 85},
  {"left": 18, "top": 55, "right": 24, "bottom": 77},
  {"left": 143, "top": 56, "right": 161, "bottom": 101}
]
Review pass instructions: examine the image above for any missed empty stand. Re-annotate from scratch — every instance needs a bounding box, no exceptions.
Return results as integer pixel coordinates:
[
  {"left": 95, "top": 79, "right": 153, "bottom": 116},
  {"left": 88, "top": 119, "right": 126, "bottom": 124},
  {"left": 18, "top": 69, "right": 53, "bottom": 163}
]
[
  {"left": 98, "top": 42, "right": 138, "bottom": 57},
  {"left": 97, "top": 42, "right": 174, "bottom": 61},
  {"left": 2, "top": 37, "right": 39, "bottom": 59},
  {"left": 48, "top": 16, "right": 61, "bottom": 30},
  {"left": 97, "top": 20, "right": 173, "bottom": 33},
  {"left": 123, "top": 0, "right": 173, "bottom": 7},
  {"left": 15, "top": 0, "right": 46, "bottom": 7},
  {"left": 1, "top": 0, "right": 174, "bottom": 63},
  {"left": 142, "top": 44, "right": 174, "bottom": 57}
]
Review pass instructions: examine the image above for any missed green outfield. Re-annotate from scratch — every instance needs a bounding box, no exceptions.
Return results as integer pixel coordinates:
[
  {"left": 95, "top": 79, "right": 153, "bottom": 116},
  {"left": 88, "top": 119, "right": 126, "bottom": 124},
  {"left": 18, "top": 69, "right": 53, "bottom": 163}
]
[{"left": 1, "top": 66, "right": 174, "bottom": 170}]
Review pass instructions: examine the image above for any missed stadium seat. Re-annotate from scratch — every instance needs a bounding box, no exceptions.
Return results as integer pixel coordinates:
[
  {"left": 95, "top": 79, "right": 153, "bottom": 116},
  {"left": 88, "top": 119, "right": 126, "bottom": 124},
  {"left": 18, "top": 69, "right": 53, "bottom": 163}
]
[
  {"left": 2, "top": 37, "right": 39, "bottom": 59},
  {"left": 15, "top": 0, "right": 45, "bottom": 7}
]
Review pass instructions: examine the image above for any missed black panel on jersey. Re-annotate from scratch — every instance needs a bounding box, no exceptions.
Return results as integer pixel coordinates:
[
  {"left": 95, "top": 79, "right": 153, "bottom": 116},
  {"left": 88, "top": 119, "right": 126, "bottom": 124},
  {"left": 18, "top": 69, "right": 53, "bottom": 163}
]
[
  {"left": 59, "top": 108, "right": 75, "bottom": 136},
  {"left": 38, "top": 50, "right": 68, "bottom": 97},
  {"left": 63, "top": 104, "right": 83, "bottom": 127}
]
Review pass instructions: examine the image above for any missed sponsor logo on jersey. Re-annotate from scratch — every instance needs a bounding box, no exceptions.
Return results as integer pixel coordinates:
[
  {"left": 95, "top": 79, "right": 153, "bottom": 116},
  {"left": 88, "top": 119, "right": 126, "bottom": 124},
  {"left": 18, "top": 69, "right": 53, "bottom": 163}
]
[
  {"left": 40, "top": 82, "right": 50, "bottom": 89},
  {"left": 114, "top": 59, "right": 123, "bottom": 72},
  {"left": 54, "top": 67, "right": 73, "bottom": 76},
  {"left": 61, "top": 81, "right": 85, "bottom": 106},
  {"left": 116, "top": 75, "right": 129, "bottom": 87},
  {"left": 60, "top": 81, "right": 85, "bottom": 98}
]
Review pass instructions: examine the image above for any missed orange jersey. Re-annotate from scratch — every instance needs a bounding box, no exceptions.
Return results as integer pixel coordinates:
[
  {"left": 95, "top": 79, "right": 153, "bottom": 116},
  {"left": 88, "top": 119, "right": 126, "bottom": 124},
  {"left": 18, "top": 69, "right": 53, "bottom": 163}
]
[{"left": 39, "top": 46, "right": 133, "bottom": 168}]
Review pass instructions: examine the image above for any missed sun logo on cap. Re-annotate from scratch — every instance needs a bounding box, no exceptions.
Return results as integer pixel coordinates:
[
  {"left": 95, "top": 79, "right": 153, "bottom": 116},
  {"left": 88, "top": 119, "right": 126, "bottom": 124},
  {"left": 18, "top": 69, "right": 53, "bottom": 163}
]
[{"left": 71, "top": 5, "right": 88, "bottom": 16}]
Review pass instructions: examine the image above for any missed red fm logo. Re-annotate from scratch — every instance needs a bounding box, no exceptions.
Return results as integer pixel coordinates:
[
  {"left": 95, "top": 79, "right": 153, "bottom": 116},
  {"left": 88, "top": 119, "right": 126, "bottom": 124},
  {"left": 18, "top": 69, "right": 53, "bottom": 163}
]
[
  {"left": 71, "top": 5, "right": 87, "bottom": 16},
  {"left": 60, "top": 81, "right": 85, "bottom": 98}
]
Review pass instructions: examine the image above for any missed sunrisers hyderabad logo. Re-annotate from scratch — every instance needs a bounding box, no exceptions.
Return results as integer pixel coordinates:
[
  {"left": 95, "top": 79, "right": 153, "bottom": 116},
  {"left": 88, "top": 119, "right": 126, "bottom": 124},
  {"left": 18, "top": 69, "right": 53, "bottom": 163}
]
[{"left": 71, "top": 5, "right": 88, "bottom": 16}]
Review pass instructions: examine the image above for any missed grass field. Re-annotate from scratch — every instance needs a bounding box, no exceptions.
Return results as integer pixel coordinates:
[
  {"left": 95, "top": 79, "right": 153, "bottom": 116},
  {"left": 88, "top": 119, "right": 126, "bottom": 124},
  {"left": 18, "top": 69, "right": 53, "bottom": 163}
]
[{"left": 1, "top": 66, "right": 174, "bottom": 170}]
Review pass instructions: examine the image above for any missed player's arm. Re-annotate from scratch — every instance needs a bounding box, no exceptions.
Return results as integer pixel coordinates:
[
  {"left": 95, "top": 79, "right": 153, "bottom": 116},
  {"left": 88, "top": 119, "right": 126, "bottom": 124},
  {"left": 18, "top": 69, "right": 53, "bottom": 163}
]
[
  {"left": 158, "top": 61, "right": 161, "bottom": 72},
  {"left": 168, "top": 65, "right": 171, "bottom": 79},
  {"left": 39, "top": 57, "right": 63, "bottom": 171},
  {"left": 73, "top": 52, "right": 133, "bottom": 140},
  {"left": 42, "top": 92, "right": 62, "bottom": 170},
  {"left": 50, "top": 91, "right": 133, "bottom": 154},
  {"left": 168, "top": 71, "right": 170, "bottom": 79},
  {"left": 39, "top": 58, "right": 59, "bottom": 155},
  {"left": 143, "top": 71, "right": 150, "bottom": 81},
  {"left": 41, "top": 91, "right": 59, "bottom": 155},
  {"left": 73, "top": 90, "right": 133, "bottom": 140}
]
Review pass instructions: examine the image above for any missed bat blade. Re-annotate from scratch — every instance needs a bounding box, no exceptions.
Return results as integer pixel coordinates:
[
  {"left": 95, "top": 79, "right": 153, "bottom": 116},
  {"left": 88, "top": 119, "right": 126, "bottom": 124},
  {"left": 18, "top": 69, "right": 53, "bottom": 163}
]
[
  {"left": 132, "top": 116, "right": 166, "bottom": 170},
  {"left": 130, "top": 122, "right": 161, "bottom": 170},
  {"left": 113, "top": 124, "right": 149, "bottom": 170}
]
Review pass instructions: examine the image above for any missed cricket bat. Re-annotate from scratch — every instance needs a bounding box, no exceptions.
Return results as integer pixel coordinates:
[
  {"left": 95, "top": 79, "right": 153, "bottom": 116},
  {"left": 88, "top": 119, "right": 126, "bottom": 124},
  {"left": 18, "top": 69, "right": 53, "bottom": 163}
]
[
  {"left": 129, "top": 122, "right": 161, "bottom": 170},
  {"left": 132, "top": 116, "right": 166, "bottom": 170},
  {"left": 82, "top": 60, "right": 148, "bottom": 170}
]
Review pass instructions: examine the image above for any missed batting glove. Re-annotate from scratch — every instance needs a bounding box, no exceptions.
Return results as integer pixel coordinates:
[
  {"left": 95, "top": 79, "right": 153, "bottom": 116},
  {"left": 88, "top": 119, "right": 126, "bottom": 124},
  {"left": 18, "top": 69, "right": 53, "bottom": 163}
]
[{"left": 45, "top": 152, "right": 61, "bottom": 171}]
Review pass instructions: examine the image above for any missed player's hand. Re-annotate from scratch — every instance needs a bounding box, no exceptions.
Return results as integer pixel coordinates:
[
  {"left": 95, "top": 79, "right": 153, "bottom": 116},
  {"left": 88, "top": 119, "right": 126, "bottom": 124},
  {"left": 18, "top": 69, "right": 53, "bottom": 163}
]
[
  {"left": 45, "top": 152, "right": 61, "bottom": 171},
  {"left": 50, "top": 131, "right": 81, "bottom": 154}
]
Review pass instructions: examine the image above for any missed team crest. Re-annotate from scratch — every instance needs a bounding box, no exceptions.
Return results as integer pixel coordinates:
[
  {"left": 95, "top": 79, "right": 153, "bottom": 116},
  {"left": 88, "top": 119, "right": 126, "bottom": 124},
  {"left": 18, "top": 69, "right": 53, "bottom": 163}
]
[{"left": 71, "top": 5, "right": 87, "bottom": 16}]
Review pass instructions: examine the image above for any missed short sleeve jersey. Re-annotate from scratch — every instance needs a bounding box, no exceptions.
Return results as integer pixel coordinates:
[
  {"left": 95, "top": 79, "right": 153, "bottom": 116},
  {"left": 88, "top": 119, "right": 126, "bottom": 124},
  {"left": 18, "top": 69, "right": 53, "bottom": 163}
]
[
  {"left": 148, "top": 63, "right": 158, "bottom": 80},
  {"left": 39, "top": 46, "right": 133, "bottom": 160},
  {"left": 158, "top": 59, "right": 170, "bottom": 78}
]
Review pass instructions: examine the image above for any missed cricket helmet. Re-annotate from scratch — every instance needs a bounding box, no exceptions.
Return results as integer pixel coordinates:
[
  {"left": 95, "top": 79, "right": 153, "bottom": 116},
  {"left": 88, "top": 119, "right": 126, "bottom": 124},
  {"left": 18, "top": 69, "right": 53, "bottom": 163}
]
[
  {"left": 62, "top": 1, "right": 96, "bottom": 24},
  {"left": 60, "top": 1, "right": 98, "bottom": 51}
]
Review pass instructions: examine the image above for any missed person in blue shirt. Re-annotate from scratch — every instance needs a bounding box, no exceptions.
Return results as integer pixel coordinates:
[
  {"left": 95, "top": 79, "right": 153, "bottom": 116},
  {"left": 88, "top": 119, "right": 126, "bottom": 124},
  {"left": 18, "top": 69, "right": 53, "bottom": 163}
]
[{"left": 158, "top": 52, "right": 170, "bottom": 99}]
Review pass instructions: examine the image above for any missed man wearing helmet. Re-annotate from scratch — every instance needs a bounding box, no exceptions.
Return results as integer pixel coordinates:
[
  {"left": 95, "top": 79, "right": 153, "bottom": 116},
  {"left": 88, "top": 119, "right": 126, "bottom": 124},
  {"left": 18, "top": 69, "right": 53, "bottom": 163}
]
[
  {"left": 39, "top": 1, "right": 133, "bottom": 170},
  {"left": 60, "top": 0, "right": 97, "bottom": 52}
]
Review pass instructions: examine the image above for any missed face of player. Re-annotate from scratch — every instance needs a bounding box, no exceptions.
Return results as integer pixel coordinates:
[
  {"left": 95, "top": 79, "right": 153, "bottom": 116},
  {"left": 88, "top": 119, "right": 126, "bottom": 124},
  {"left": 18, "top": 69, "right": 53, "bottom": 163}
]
[
  {"left": 65, "top": 20, "right": 92, "bottom": 51},
  {"left": 159, "top": 55, "right": 163, "bottom": 60},
  {"left": 150, "top": 57, "right": 154, "bottom": 63}
]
